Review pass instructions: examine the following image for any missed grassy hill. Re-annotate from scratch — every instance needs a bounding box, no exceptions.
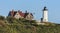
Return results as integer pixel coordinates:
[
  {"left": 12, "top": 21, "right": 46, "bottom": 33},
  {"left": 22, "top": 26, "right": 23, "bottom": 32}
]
[{"left": 0, "top": 16, "right": 60, "bottom": 33}]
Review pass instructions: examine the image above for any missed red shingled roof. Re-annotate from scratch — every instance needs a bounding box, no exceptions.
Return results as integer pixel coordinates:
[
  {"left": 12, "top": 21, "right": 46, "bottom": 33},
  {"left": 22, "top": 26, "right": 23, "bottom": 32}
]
[{"left": 18, "top": 11, "right": 25, "bottom": 17}]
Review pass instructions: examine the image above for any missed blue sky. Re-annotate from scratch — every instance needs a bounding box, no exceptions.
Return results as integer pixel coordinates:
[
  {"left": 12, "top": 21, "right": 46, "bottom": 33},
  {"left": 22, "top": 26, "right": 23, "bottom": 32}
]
[{"left": 0, "top": 0, "right": 60, "bottom": 23}]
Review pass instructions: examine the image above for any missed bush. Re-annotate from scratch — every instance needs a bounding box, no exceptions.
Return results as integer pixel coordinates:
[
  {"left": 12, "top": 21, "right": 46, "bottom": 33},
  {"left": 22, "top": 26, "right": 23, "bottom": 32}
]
[
  {"left": 6, "top": 16, "right": 16, "bottom": 23},
  {"left": 0, "top": 16, "right": 5, "bottom": 20}
]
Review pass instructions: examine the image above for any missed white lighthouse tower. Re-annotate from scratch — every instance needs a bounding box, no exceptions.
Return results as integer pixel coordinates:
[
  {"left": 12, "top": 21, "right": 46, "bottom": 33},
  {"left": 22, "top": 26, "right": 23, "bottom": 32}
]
[{"left": 43, "top": 6, "right": 48, "bottom": 22}]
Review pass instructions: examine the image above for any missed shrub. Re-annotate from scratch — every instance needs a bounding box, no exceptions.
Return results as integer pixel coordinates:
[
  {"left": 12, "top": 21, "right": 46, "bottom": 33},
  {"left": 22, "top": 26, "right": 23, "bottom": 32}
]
[
  {"left": 6, "top": 16, "right": 16, "bottom": 23},
  {"left": 0, "top": 16, "right": 5, "bottom": 20}
]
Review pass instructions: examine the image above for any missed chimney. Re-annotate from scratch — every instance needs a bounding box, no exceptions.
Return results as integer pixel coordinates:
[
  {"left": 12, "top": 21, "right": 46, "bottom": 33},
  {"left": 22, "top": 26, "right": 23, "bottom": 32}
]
[
  {"left": 25, "top": 10, "right": 28, "bottom": 13},
  {"left": 11, "top": 9, "right": 14, "bottom": 17},
  {"left": 18, "top": 10, "right": 22, "bottom": 13}
]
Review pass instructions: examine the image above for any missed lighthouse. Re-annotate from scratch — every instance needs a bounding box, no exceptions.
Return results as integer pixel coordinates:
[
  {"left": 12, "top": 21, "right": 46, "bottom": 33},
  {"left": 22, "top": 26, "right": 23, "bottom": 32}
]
[{"left": 42, "top": 6, "right": 48, "bottom": 22}]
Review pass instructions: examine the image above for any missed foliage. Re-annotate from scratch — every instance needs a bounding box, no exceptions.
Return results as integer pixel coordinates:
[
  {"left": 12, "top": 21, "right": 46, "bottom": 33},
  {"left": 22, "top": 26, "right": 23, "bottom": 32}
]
[
  {"left": 0, "top": 16, "right": 5, "bottom": 20},
  {"left": 0, "top": 16, "right": 60, "bottom": 33}
]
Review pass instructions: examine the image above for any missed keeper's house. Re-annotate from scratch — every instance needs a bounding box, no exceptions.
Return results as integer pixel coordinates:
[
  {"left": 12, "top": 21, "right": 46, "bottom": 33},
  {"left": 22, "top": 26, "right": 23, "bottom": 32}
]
[{"left": 8, "top": 10, "right": 34, "bottom": 20}]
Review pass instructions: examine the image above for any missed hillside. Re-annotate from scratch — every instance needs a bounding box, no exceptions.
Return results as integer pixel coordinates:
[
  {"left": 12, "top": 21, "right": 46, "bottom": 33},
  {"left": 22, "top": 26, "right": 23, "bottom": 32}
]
[{"left": 0, "top": 16, "right": 60, "bottom": 33}]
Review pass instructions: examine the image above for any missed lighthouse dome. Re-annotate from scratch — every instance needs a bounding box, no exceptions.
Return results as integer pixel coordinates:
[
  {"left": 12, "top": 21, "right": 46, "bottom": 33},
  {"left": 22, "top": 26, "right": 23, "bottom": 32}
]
[{"left": 43, "top": 6, "right": 48, "bottom": 11}]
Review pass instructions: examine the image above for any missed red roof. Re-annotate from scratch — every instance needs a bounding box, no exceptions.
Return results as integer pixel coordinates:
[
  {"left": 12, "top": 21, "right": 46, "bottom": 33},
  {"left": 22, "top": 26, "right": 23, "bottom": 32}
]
[{"left": 18, "top": 11, "right": 25, "bottom": 17}]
